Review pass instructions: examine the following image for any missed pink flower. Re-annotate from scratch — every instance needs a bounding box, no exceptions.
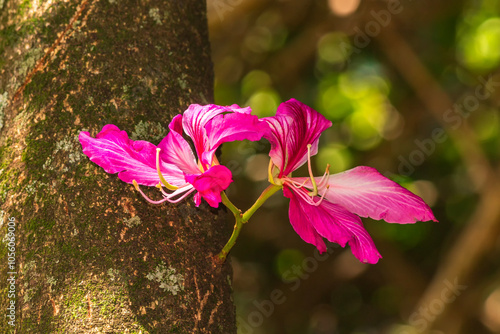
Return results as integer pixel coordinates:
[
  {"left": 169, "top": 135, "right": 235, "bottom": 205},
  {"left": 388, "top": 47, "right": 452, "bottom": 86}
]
[
  {"left": 264, "top": 99, "right": 437, "bottom": 263},
  {"left": 79, "top": 104, "right": 267, "bottom": 208}
]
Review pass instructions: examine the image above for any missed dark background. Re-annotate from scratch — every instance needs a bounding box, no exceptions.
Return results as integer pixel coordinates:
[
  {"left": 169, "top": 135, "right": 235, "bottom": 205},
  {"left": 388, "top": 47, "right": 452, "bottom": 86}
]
[{"left": 207, "top": 0, "right": 500, "bottom": 333}]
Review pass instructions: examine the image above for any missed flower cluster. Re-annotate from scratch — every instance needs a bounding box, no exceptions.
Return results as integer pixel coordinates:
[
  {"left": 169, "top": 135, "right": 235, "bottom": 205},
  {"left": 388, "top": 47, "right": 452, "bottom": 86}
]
[{"left": 79, "top": 99, "right": 436, "bottom": 264}]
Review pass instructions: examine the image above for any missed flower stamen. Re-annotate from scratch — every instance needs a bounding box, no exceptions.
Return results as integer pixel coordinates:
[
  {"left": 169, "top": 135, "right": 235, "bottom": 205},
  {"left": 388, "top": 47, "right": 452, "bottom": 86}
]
[
  {"left": 306, "top": 144, "right": 318, "bottom": 197},
  {"left": 313, "top": 185, "right": 330, "bottom": 206},
  {"left": 317, "top": 163, "right": 330, "bottom": 188},
  {"left": 134, "top": 180, "right": 195, "bottom": 204},
  {"left": 133, "top": 180, "right": 170, "bottom": 204},
  {"left": 165, "top": 187, "right": 196, "bottom": 203},
  {"left": 289, "top": 178, "right": 308, "bottom": 189},
  {"left": 156, "top": 148, "right": 178, "bottom": 191}
]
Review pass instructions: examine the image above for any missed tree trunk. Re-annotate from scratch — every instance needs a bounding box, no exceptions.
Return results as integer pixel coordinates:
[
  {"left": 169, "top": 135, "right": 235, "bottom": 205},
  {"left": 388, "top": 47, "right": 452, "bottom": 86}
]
[{"left": 0, "top": 0, "right": 236, "bottom": 333}]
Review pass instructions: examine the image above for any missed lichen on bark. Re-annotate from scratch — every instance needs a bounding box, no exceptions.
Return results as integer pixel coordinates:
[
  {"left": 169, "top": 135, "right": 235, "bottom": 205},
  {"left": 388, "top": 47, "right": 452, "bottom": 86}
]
[{"left": 0, "top": 0, "right": 236, "bottom": 333}]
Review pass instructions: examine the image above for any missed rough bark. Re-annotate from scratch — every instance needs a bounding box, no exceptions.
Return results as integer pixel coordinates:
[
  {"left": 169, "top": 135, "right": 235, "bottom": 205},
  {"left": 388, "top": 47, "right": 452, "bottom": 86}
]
[{"left": 0, "top": 0, "right": 236, "bottom": 333}]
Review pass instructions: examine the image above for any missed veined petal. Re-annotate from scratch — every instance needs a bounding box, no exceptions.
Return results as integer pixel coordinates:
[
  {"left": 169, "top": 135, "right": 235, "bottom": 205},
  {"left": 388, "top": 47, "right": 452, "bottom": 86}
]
[
  {"left": 307, "top": 166, "right": 437, "bottom": 224},
  {"left": 182, "top": 104, "right": 250, "bottom": 160},
  {"left": 202, "top": 112, "right": 269, "bottom": 165},
  {"left": 185, "top": 165, "right": 233, "bottom": 208},
  {"left": 158, "top": 115, "right": 200, "bottom": 175},
  {"left": 283, "top": 186, "right": 327, "bottom": 253},
  {"left": 264, "top": 99, "right": 332, "bottom": 176},
  {"left": 284, "top": 186, "right": 382, "bottom": 264},
  {"left": 79, "top": 124, "right": 185, "bottom": 187}
]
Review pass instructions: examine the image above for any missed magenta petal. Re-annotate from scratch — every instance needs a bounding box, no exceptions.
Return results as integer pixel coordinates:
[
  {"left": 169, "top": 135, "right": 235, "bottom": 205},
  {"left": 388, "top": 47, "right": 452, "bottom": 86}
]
[
  {"left": 283, "top": 187, "right": 327, "bottom": 253},
  {"left": 182, "top": 104, "right": 258, "bottom": 165},
  {"left": 202, "top": 112, "right": 269, "bottom": 165},
  {"left": 323, "top": 166, "right": 437, "bottom": 224},
  {"left": 193, "top": 193, "right": 202, "bottom": 207},
  {"left": 284, "top": 186, "right": 382, "bottom": 264},
  {"left": 185, "top": 165, "right": 233, "bottom": 208},
  {"left": 79, "top": 125, "right": 185, "bottom": 187},
  {"left": 182, "top": 104, "right": 237, "bottom": 159},
  {"left": 226, "top": 104, "right": 252, "bottom": 115},
  {"left": 157, "top": 115, "right": 200, "bottom": 175},
  {"left": 264, "top": 99, "right": 332, "bottom": 175}
]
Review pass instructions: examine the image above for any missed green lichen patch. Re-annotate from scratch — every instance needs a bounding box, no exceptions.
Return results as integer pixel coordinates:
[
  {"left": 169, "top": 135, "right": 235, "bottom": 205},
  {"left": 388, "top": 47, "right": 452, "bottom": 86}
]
[
  {"left": 124, "top": 216, "right": 142, "bottom": 228},
  {"left": 130, "top": 120, "right": 167, "bottom": 144},
  {"left": 18, "top": 47, "right": 43, "bottom": 78},
  {"left": 146, "top": 262, "right": 184, "bottom": 296},
  {"left": 148, "top": 8, "right": 162, "bottom": 25},
  {"left": 107, "top": 268, "right": 121, "bottom": 281}
]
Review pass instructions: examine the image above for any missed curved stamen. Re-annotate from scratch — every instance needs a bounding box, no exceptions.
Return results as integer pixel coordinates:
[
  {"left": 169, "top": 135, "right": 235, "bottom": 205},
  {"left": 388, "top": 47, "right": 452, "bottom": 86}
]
[
  {"left": 164, "top": 184, "right": 194, "bottom": 199},
  {"left": 317, "top": 163, "right": 331, "bottom": 188},
  {"left": 306, "top": 144, "right": 318, "bottom": 196},
  {"left": 133, "top": 180, "right": 171, "bottom": 204},
  {"left": 165, "top": 187, "right": 196, "bottom": 203},
  {"left": 284, "top": 176, "right": 308, "bottom": 189},
  {"left": 156, "top": 148, "right": 178, "bottom": 191},
  {"left": 156, "top": 182, "right": 169, "bottom": 196},
  {"left": 157, "top": 182, "right": 192, "bottom": 197},
  {"left": 312, "top": 185, "right": 330, "bottom": 207},
  {"left": 292, "top": 187, "right": 317, "bottom": 206},
  {"left": 134, "top": 180, "right": 195, "bottom": 204},
  {"left": 291, "top": 184, "right": 330, "bottom": 207}
]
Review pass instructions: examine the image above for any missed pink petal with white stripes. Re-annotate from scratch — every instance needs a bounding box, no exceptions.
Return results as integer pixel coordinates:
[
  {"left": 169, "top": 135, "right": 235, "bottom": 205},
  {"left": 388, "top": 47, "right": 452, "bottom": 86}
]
[
  {"left": 79, "top": 125, "right": 185, "bottom": 187},
  {"left": 284, "top": 186, "right": 382, "bottom": 264},
  {"left": 264, "top": 99, "right": 332, "bottom": 176},
  {"left": 202, "top": 112, "right": 268, "bottom": 165},
  {"left": 182, "top": 104, "right": 252, "bottom": 162},
  {"left": 283, "top": 186, "right": 327, "bottom": 253},
  {"left": 305, "top": 166, "right": 437, "bottom": 224}
]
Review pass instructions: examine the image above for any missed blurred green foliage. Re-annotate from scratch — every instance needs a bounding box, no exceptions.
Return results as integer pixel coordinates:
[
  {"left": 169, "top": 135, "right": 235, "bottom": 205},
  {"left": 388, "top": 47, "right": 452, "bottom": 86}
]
[{"left": 209, "top": 0, "right": 500, "bottom": 333}]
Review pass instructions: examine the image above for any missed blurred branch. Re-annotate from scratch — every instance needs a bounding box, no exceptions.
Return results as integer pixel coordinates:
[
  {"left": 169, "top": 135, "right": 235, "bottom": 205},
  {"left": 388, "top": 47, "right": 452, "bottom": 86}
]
[
  {"left": 414, "top": 181, "right": 500, "bottom": 331},
  {"left": 436, "top": 268, "right": 500, "bottom": 334},
  {"left": 376, "top": 26, "right": 496, "bottom": 191},
  {"left": 375, "top": 23, "right": 500, "bottom": 331}
]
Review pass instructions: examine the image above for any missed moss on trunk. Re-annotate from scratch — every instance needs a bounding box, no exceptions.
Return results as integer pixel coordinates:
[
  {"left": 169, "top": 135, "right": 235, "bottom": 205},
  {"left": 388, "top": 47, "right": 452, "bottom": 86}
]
[{"left": 0, "top": 0, "right": 236, "bottom": 332}]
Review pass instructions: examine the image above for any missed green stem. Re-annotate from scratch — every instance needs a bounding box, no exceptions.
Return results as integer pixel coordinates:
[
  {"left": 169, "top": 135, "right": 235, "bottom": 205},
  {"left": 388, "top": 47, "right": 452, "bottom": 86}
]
[
  {"left": 218, "top": 185, "right": 282, "bottom": 262},
  {"left": 218, "top": 191, "right": 242, "bottom": 262},
  {"left": 221, "top": 191, "right": 240, "bottom": 218},
  {"left": 217, "top": 217, "right": 243, "bottom": 262},
  {"left": 241, "top": 184, "right": 282, "bottom": 222}
]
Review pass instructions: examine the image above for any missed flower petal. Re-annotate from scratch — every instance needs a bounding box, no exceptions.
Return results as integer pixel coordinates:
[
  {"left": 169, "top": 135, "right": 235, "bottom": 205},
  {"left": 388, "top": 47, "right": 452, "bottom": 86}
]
[
  {"left": 158, "top": 115, "right": 200, "bottom": 175},
  {"left": 284, "top": 186, "right": 382, "bottom": 264},
  {"left": 264, "top": 99, "right": 332, "bottom": 175},
  {"left": 283, "top": 187, "right": 327, "bottom": 253},
  {"left": 319, "top": 166, "right": 437, "bottom": 224},
  {"left": 79, "top": 125, "right": 185, "bottom": 187},
  {"left": 202, "top": 112, "right": 269, "bottom": 164},
  {"left": 182, "top": 104, "right": 248, "bottom": 159},
  {"left": 182, "top": 104, "right": 261, "bottom": 166},
  {"left": 185, "top": 165, "right": 233, "bottom": 208}
]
